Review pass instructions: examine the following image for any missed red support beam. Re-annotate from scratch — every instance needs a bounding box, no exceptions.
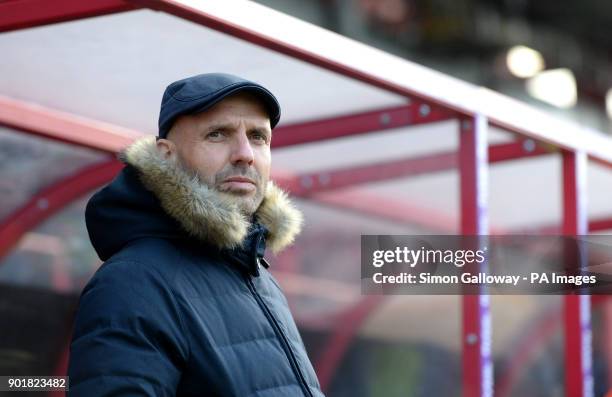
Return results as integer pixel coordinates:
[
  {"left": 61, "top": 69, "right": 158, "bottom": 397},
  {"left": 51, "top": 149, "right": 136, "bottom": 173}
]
[
  {"left": 459, "top": 116, "right": 493, "bottom": 397},
  {"left": 277, "top": 140, "right": 551, "bottom": 196},
  {"left": 272, "top": 103, "right": 454, "bottom": 148},
  {"left": 0, "top": 159, "right": 123, "bottom": 260},
  {"left": 278, "top": 151, "right": 457, "bottom": 196},
  {"left": 590, "top": 218, "right": 612, "bottom": 232},
  {"left": 0, "top": 95, "right": 137, "bottom": 153},
  {"left": 0, "top": 0, "right": 139, "bottom": 33},
  {"left": 489, "top": 139, "right": 552, "bottom": 162},
  {"left": 562, "top": 150, "right": 594, "bottom": 397}
]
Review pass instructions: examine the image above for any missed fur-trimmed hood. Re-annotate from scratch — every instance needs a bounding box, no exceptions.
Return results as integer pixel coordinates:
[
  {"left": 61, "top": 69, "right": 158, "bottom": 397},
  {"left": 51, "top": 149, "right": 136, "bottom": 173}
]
[{"left": 85, "top": 136, "right": 302, "bottom": 261}]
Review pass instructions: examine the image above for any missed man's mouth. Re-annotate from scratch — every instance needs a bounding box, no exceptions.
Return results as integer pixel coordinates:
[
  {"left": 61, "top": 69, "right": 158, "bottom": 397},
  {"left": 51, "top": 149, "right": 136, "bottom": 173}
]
[
  {"left": 220, "top": 176, "right": 257, "bottom": 193},
  {"left": 223, "top": 176, "right": 256, "bottom": 185}
]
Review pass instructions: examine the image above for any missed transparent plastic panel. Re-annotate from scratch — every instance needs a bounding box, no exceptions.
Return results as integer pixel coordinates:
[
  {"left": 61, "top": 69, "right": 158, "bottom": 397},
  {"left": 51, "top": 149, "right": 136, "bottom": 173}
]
[
  {"left": 0, "top": 127, "right": 106, "bottom": 221},
  {"left": 489, "top": 154, "right": 562, "bottom": 232},
  {"left": 0, "top": 9, "right": 405, "bottom": 132},
  {"left": 491, "top": 295, "right": 564, "bottom": 397},
  {"left": 273, "top": 120, "right": 459, "bottom": 173},
  {"left": 0, "top": 193, "right": 100, "bottom": 293},
  {"left": 0, "top": 190, "right": 101, "bottom": 380},
  {"left": 271, "top": 120, "right": 463, "bottom": 396},
  {"left": 277, "top": 199, "right": 436, "bottom": 322},
  {"left": 588, "top": 159, "right": 612, "bottom": 233},
  {"left": 324, "top": 295, "right": 462, "bottom": 397}
]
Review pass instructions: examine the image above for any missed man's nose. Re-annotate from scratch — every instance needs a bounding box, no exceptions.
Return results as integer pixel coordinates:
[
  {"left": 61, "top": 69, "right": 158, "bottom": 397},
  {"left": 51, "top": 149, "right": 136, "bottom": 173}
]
[{"left": 229, "top": 132, "right": 255, "bottom": 165}]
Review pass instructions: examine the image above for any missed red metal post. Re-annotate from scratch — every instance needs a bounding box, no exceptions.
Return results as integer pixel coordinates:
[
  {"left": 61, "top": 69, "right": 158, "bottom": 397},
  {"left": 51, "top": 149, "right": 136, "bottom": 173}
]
[
  {"left": 604, "top": 300, "right": 612, "bottom": 394},
  {"left": 459, "top": 115, "right": 493, "bottom": 397},
  {"left": 562, "top": 150, "right": 593, "bottom": 397}
]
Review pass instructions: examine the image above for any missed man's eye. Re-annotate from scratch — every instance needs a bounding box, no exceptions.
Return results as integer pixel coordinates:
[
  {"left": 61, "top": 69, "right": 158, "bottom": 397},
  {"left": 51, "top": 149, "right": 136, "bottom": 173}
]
[
  {"left": 207, "top": 131, "right": 223, "bottom": 139},
  {"left": 251, "top": 133, "right": 268, "bottom": 143}
]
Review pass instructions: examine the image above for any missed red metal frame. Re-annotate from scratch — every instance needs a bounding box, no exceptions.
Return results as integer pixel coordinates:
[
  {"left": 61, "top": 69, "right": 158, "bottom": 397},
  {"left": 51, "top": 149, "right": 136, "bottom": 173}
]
[
  {"left": 562, "top": 150, "right": 593, "bottom": 397},
  {"left": 589, "top": 217, "right": 612, "bottom": 232},
  {"left": 0, "top": 159, "right": 122, "bottom": 260},
  {"left": 605, "top": 300, "right": 612, "bottom": 393},
  {"left": 277, "top": 140, "right": 551, "bottom": 196},
  {"left": 0, "top": 95, "right": 137, "bottom": 152},
  {"left": 125, "top": 0, "right": 612, "bottom": 164},
  {"left": 459, "top": 116, "right": 492, "bottom": 397},
  {"left": 2, "top": 97, "right": 605, "bottom": 394},
  {"left": 272, "top": 102, "right": 454, "bottom": 148},
  {"left": 279, "top": 152, "right": 457, "bottom": 196},
  {"left": 1, "top": 1, "right": 611, "bottom": 395},
  {"left": 0, "top": 0, "right": 139, "bottom": 33}
]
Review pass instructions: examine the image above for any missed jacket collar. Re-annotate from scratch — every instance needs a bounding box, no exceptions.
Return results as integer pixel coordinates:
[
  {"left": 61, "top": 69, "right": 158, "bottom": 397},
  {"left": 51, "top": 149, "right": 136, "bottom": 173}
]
[{"left": 120, "top": 136, "right": 303, "bottom": 255}]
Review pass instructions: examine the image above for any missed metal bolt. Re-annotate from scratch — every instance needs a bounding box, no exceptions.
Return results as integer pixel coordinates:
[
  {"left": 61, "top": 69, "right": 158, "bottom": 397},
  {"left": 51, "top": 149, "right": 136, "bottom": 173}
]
[
  {"left": 419, "top": 104, "right": 431, "bottom": 117},
  {"left": 318, "top": 173, "right": 331, "bottom": 186},
  {"left": 379, "top": 113, "right": 391, "bottom": 125},
  {"left": 462, "top": 120, "right": 472, "bottom": 131},
  {"left": 300, "top": 176, "right": 313, "bottom": 189},
  {"left": 37, "top": 198, "right": 49, "bottom": 210},
  {"left": 522, "top": 139, "right": 536, "bottom": 153},
  {"left": 466, "top": 333, "right": 478, "bottom": 345}
]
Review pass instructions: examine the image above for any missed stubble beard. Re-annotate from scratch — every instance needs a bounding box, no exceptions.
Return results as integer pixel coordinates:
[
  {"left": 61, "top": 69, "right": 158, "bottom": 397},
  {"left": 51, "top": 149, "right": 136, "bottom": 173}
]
[
  {"left": 215, "top": 173, "right": 266, "bottom": 217},
  {"left": 175, "top": 154, "right": 266, "bottom": 217}
]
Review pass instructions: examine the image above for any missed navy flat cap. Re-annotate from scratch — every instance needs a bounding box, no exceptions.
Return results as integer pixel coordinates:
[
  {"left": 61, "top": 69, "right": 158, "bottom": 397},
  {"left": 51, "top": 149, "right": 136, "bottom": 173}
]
[{"left": 158, "top": 73, "right": 281, "bottom": 138}]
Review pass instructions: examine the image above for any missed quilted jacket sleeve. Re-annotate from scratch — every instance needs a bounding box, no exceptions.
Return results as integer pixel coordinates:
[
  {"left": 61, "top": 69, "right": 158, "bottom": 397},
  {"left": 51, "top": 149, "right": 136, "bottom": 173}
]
[{"left": 68, "top": 259, "right": 189, "bottom": 396}]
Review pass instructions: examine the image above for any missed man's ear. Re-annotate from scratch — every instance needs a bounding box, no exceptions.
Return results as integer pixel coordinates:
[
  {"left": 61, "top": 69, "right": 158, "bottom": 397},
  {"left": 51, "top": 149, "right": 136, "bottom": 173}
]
[{"left": 156, "top": 138, "right": 176, "bottom": 160}]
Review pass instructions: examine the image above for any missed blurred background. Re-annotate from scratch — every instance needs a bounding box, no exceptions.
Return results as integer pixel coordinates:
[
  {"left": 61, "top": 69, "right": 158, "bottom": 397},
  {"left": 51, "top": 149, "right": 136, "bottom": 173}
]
[
  {"left": 1, "top": 1, "right": 612, "bottom": 396},
  {"left": 255, "top": 0, "right": 612, "bottom": 134}
]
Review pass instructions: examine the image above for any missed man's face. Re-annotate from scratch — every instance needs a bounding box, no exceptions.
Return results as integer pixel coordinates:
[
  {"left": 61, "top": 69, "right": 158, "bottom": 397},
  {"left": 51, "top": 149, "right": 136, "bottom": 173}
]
[{"left": 158, "top": 92, "right": 272, "bottom": 216}]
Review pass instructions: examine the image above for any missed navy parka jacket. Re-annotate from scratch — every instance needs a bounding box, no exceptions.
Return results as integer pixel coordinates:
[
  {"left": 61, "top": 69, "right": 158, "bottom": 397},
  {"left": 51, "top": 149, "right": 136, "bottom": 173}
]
[{"left": 68, "top": 136, "right": 324, "bottom": 397}]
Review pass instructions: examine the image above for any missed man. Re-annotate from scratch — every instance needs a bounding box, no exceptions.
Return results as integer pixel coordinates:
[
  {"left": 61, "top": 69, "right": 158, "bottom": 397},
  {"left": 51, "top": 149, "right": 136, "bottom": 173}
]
[{"left": 68, "top": 73, "right": 324, "bottom": 397}]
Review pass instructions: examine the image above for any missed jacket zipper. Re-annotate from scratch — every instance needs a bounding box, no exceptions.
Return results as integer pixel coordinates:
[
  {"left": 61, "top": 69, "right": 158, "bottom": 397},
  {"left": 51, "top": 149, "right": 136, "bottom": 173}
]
[{"left": 245, "top": 274, "right": 315, "bottom": 397}]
